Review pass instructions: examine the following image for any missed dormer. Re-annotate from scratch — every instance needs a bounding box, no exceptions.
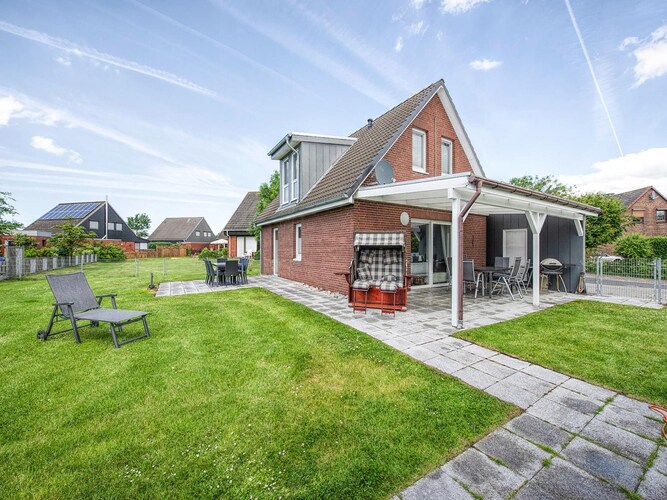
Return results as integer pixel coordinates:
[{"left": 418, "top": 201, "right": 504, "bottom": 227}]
[{"left": 268, "top": 132, "right": 356, "bottom": 207}]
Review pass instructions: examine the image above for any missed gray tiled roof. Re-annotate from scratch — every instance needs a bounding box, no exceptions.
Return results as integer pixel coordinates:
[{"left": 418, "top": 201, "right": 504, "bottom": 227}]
[
  {"left": 222, "top": 191, "right": 259, "bottom": 234},
  {"left": 149, "top": 217, "right": 205, "bottom": 241},
  {"left": 609, "top": 187, "right": 650, "bottom": 207},
  {"left": 256, "top": 80, "right": 444, "bottom": 223}
]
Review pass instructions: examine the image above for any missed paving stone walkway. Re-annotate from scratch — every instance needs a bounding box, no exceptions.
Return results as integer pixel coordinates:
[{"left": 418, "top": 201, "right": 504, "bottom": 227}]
[{"left": 156, "top": 275, "right": 666, "bottom": 499}]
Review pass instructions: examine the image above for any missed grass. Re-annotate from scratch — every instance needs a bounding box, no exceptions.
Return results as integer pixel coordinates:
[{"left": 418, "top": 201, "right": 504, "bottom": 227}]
[
  {"left": 0, "top": 258, "right": 516, "bottom": 498},
  {"left": 456, "top": 300, "right": 667, "bottom": 406}
]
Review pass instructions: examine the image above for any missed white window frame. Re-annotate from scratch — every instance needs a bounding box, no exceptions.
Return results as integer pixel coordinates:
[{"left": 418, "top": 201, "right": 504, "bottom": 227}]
[
  {"left": 281, "top": 157, "right": 291, "bottom": 205},
  {"left": 503, "top": 229, "right": 528, "bottom": 265},
  {"left": 441, "top": 138, "right": 453, "bottom": 175},
  {"left": 195, "top": 231, "right": 201, "bottom": 237},
  {"left": 107, "top": 222, "right": 114, "bottom": 231},
  {"left": 412, "top": 128, "right": 427, "bottom": 173},
  {"left": 115, "top": 223, "right": 122, "bottom": 231},
  {"left": 657, "top": 209, "right": 666, "bottom": 222},
  {"left": 291, "top": 154, "right": 299, "bottom": 202},
  {"left": 294, "top": 224, "right": 302, "bottom": 261},
  {"left": 89, "top": 220, "right": 99, "bottom": 230}
]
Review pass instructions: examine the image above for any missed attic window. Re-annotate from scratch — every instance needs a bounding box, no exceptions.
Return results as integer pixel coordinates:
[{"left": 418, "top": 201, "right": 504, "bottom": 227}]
[
  {"left": 412, "top": 129, "right": 426, "bottom": 173},
  {"left": 657, "top": 210, "right": 666, "bottom": 223},
  {"left": 632, "top": 209, "right": 645, "bottom": 223},
  {"left": 281, "top": 157, "right": 291, "bottom": 205},
  {"left": 441, "top": 138, "right": 452, "bottom": 175},
  {"left": 291, "top": 154, "right": 299, "bottom": 201}
]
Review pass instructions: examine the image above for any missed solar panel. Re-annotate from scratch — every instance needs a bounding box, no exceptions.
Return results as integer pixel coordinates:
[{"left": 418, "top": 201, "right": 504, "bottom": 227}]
[{"left": 40, "top": 202, "right": 100, "bottom": 220}]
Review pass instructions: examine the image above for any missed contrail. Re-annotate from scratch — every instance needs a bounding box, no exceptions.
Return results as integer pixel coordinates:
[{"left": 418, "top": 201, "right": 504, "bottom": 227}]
[
  {"left": 564, "top": 0, "right": 624, "bottom": 156},
  {"left": 0, "top": 20, "right": 223, "bottom": 103}
]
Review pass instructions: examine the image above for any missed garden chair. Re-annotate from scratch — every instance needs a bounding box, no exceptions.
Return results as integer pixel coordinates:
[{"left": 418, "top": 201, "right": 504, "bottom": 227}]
[
  {"left": 238, "top": 257, "right": 249, "bottom": 284},
  {"left": 491, "top": 257, "right": 522, "bottom": 300},
  {"left": 38, "top": 272, "right": 150, "bottom": 348},
  {"left": 463, "top": 259, "right": 484, "bottom": 298},
  {"left": 223, "top": 260, "right": 239, "bottom": 286}
]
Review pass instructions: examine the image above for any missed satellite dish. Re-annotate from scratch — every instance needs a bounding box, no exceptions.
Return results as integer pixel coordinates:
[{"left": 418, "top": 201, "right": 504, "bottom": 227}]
[{"left": 375, "top": 159, "right": 394, "bottom": 185}]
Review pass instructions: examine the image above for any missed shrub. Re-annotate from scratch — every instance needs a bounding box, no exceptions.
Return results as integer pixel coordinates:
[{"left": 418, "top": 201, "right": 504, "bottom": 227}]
[
  {"left": 198, "top": 248, "right": 224, "bottom": 260},
  {"left": 615, "top": 234, "right": 654, "bottom": 258},
  {"left": 24, "top": 246, "right": 57, "bottom": 258},
  {"left": 221, "top": 247, "right": 229, "bottom": 258},
  {"left": 95, "top": 244, "right": 126, "bottom": 260},
  {"left": 651, "top": 236, "right": 667, "bottom": 259}
]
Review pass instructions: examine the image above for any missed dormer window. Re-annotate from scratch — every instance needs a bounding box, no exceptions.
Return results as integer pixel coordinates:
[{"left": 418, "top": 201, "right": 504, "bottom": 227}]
[
  {"left": 291, "top": 154, "right": 299, "bottom": 201},
  {"left": 281, "top": 156, "right": 291, "bottom": 205}
]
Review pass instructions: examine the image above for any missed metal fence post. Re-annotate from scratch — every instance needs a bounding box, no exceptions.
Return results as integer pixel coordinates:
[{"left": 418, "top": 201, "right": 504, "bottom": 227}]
[
  {"left": 135, "top": 257, "right": 138, "bottom": 277},
  {"left": 595, "top": 256, "right": 602, "bottom": 295},
  {"left": 656, "top": 257, "right": 663, "bottom": 304}
]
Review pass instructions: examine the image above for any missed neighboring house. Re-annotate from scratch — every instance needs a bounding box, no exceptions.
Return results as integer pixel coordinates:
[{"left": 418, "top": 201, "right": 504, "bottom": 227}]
[
  {"left": 148, "top": 217, "right": 215, "bottom": 250},
  {"left": 611, "top": 186, "right": 667, "bottom": 237},
  {"left": 22, "top": 201, "right": 148, "bottom": 251},
  {"left": 222, "top": 191, "right": 259, "bottom": 257},
  {"left": 256, "top": 79, "right": 599, "bottom": 327}
]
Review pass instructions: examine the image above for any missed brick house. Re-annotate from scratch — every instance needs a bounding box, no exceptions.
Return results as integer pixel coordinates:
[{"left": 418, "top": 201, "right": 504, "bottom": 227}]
[
  {"left": 20, "top": 201, "right": 148, "bottom": 251},
  {"left": 221, "top": 191, "right": 259, "bottom": 257},
  {"left": 611, "top": 186, "right": 667, "bottom": 237},
  {"left": 149, "top": 217, "right": 216, "bottom": 251},
  {"left": 256, "top": 80, "right": 598, "bottom": 327}
]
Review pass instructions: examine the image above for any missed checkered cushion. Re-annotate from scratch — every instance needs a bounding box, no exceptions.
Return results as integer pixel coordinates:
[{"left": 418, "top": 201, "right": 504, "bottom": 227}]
[
  {"left": 383, "top": 249, "right": 400, "bottom": 265},
  {"left": 359, "top": 250, "right": 374, "bottom": 265},
  {"left": 357, "top": 265, "right": 372, "bottom": 280},
  {"left": 379, "top": 281, "right": 399, "bottom": 292},
  {"left": 381, "top": 274, "right": 398, "bottom": 282},
  {"left": 352, "top": 279, "right": 371, "bottom": 290}
]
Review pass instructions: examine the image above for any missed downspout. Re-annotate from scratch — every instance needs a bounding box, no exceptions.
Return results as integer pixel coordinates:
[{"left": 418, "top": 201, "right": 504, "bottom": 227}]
[
  {"left": 285, "top": 134, "right": 299, "bottom": 202},
  {"left": 457, "top": 174, "right": 483, "bottom": 326}
]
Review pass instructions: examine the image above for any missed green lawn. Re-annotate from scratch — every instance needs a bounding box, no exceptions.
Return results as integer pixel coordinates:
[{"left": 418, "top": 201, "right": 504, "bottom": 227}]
[
  {"left": 0, "top": 259, "right": 515, "bottom": 498},
  {"left": 457, "top": 300, "right": 667, "bottom": 406}
]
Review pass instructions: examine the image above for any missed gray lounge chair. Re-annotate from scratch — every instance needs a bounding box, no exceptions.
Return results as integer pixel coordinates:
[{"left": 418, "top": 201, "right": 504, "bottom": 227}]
[{"left": 38, "top": 272, "right": 150, "bottom": 348}]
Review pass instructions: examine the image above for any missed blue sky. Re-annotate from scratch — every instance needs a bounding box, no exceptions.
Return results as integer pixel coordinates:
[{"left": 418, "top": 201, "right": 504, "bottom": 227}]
[{"left": 1, "top": 0, "right": 666, "bottom": 233}]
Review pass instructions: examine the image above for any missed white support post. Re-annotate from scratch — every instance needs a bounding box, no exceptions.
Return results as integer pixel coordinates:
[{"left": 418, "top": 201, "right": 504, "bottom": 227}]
[
  {"left": 450, "top": 197, "right": 461, "bottom": 327},
  {"left": 526, "top": 211, "right": 546, "bottom": 307}
]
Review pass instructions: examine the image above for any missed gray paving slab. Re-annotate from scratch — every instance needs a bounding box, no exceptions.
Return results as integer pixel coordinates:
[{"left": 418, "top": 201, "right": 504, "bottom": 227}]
[
  {"left": 421, "top": 339, "right": 457, "bottom": 355},
  {"left": 423, "top": 355, "right": 466, "bottom": 374},
  {"left": 520, "top": 364, "right": 569, "bottom": 385},
  {"left": 452, "top": 366, "right": 499, "bottom": 390},
  {"left": 503, "top": 372, "right": 555, "bottom": 397},
  {"left": 655, "top": 445, "right": 667, "bottom": 476},
  {"left": 514, "top": 457, "right": 625, "bottom": 500},
  {"left": 486, "top": 380, "right": 542, "bottom": 409},
  {"left": 384, "top": 337, "right": 415, "bottom": 351},
  {"left": 402, "top": 346, "right": 439, "bottom": 362},
  {"left": 562, "top": 437, "right": 643, "bottom": 490},
  {"left": 598, "top": 404, "right": 665, "bottom": 439},
  {"left": 472, "top": 359, "right": 517, "bottom": 380},
  {"left": 504, "top": 414, "right": 573, "bottom": 452},
  {"left": 401, "top": 468, "right": 473, "bottom": 500},
  {"left": 442, "top": 448, "right": 525, "bottom": 500},
  {"left": 489, "top": 353, "right": 531, "bottom": 370},
  {"left": 474, "top": 428, "right": 551, "bottom": 478},
  {"left": 610, "top": 394, "right": 659, "bottom": 419},
  {"left": 461, "top": 343, "right": 497, "bottom": 358},
  {"left": 638, "top": 468, "right": 667, "bottom": 500},
  {"left": 544, "top": 386, "right": 603, "bottom": 415},
  {"left": 581, "top": 418, "right": 657, "bottom": 464},
  {"left": 561, "top": 378, "right": 616, "bottom": 402},
  {"left": 527, "top": 398, "right": 594, "bottom": 433},
  {"left": 442, "top": 349, "right": 484, "bottom": 367}
]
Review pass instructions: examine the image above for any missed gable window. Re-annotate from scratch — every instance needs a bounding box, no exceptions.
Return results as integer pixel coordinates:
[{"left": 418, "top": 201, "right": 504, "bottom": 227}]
[
  {"left": 281, "top": 156, "right": 291, "bottom": 205},
  {"left": 295, "top": 224, "right": 302, "bottom": 260},
  {"left": 107, "top": 222, "right": 115, "bottom": 231},
  {"left": 291, "top": 154, "right": 299, "bottom": 201},
  {"left": 657, "top": 210, "right": 666, "bottom": 223},
  {"left": 89, "top": 220, "right": 99, "bottom": 230},
  {"left": 412, "top": 128, "right": 426, "bottom": 173},
  {"left": 196, "top": 231, "right": 201, "bottom": 237},
  {"left": 115, "top": 223, "right": 122, "bottom": 231},
  {"left": 441, "top": 138, "right": 453, "bottom": 175},
  {"left": 632, "top": 209, "right": 645, "bottom": 223}
]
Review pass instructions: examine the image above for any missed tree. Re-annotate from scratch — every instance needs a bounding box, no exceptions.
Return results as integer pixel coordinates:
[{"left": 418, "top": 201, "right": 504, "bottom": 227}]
[
  {"left": 127, "top": 213, "right": 151, "bottom": 238},
  {"left": 250, "top": 170, "right": 280, "bottom": 239},
  {"left": 508, "top": 175, "right": 575, "bottom": 199},
  {"left": 11, "top": 233, "right": 35, "bottom": 248},
  {"left": 0, "top": 192, "right": 22, "bottom": 235},
  {"left": 48, "top": 220, "right": 97, "bottom": 256},
  {"left": 573, "top": 193, "right": 633, "bottom": 249}
]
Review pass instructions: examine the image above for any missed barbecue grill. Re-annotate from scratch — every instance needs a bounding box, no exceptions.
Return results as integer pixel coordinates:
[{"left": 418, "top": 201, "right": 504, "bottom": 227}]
[{"left": 540, "top": 258, "right": 567, "bottom": 292}]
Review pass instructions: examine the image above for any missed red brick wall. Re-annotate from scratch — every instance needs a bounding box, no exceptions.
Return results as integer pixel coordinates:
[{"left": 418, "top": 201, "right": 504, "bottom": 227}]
[
  {"left": 261, "top": 200, "right": 487, "bottom": 294},
  {"left": 624, "top": 189, "right": 667, "bottom": 237},
  {"left": 365, "top": 94, "right": 473, "bottom": 186}
]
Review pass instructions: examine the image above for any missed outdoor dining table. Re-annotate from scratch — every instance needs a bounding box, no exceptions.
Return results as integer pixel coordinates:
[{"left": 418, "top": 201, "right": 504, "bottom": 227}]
[{"left": 474, "top": 266, "right": 511, "bottom": 297}]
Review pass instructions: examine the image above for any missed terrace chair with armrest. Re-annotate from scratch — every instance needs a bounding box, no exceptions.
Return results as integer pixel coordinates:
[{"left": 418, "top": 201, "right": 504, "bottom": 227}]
[
  {"left": 238, "top": 257, "right": 249, "bottom": 284},
  {"left": 38, "top": 272, "right": 150, "bottom": 348},
  {"left": 463, "top": 259, "right": 484, "bottom": 298},
  {"left": 223, "top": 260, "right": 239, "bottom": 285},
  {"left": 491, "top": 257, "right": 522, "bottom": 300}
]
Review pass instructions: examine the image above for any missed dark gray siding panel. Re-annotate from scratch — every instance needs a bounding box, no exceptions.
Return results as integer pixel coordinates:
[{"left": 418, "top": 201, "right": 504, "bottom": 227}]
[
  {"left": 486, "top": 214, "right": 585, "bottom": 292},
  {"left": 187, "top": 219, "right": 215, "bottom": 243},
  {"left": 299, "top": 142, "right": 350, "bottom": 198}
]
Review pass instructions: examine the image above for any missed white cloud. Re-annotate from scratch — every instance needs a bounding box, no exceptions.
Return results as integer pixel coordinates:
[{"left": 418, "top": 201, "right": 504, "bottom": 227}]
[
  {"left": 436, "top": 30, "right": 444, "bottom": 42},
  {"left": 619, "top": 36, "right": 639, "bottom": 50},
  {"left": 0, "top": 20, "right": 223, "bottom": 102},
  {"left": 469, "top": 58, "right": 502, "bottom": 71},
  {"left": 624, "top": 23, "right": 667, "bottom": 88},
  {"left": 559, "top": 148, "right": 667, "bottom": 195},
  {"left": 406, "top": 20, "right": 428, "bottom": 37},
  {"left": 0, "top": 96, "right": 23, "bottom": 125},
  {"left": 395, "top": 36, "right": 404, "bottom": 52},
  {"left": 410, "top": 0, "right": 427, "bottom": 9},
  {"left": 440, "top": 0, "right": 489, "bottom": 14},
  {"left": 55, "top": 56, "right": 71, "bottom": 66},
  {"left": 30, "top": 136, "right": 83, "bottom": 164}
]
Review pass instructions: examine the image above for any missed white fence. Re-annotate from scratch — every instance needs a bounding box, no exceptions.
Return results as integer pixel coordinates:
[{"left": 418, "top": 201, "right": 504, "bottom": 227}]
[{"left": 0, "top": 247, "right": 98, "bottom": 280}]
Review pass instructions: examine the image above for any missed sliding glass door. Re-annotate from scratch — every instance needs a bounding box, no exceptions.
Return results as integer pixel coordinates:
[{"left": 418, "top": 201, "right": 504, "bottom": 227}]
[{"left": 410, "top": 220, "right": 451, "bottom": 287}]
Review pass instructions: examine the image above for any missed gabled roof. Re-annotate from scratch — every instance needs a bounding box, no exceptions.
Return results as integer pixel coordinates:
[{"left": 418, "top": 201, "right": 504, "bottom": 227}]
[
  {"left": 149, "top": 217, "right": 206, "bottom": 241},
  {"left": 256, "top": 79, "right": 485, "bottom": 225},
  {"left": 24, "top": 201, "right": 103, "bottom": 232},
  {"left": 223, "top": 191, "right": 259, "bottom": 234},
  {"left": 610, "top": 186, "right": 666, "bottom": 208}
]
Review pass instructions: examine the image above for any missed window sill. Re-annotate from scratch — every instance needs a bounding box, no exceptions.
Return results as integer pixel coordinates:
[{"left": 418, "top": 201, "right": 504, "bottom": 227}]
[
  {"left": 412, "top": 168, "right": 429, "bottom": 175},
  {"left": 293, "top": 257, "right": 302, "bottom": 262}
]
